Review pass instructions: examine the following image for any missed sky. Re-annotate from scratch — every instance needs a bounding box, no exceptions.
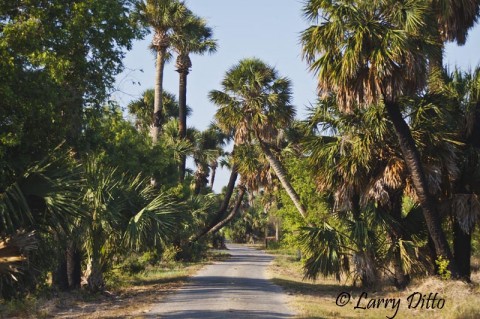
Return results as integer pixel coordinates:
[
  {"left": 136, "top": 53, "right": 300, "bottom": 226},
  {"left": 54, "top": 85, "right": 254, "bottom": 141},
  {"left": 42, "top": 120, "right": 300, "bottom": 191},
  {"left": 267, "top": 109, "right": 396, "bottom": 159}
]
[{"left": 114, "top": 1, "right": 480, "bottom": 193}]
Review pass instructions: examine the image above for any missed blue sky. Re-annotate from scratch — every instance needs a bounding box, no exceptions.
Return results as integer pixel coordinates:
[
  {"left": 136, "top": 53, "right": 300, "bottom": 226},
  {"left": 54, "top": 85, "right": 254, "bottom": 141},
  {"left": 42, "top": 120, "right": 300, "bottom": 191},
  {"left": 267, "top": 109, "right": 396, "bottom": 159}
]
[{"left": 114, "top": 1, "right": 480, "bottom": 193}]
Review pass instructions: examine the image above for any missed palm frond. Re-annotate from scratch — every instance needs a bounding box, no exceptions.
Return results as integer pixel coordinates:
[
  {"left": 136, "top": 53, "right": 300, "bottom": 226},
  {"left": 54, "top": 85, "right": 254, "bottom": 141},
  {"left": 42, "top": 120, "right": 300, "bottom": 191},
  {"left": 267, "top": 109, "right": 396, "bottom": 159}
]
[{"left": 300, "top": 223, "right": 349, "bottom": 280}]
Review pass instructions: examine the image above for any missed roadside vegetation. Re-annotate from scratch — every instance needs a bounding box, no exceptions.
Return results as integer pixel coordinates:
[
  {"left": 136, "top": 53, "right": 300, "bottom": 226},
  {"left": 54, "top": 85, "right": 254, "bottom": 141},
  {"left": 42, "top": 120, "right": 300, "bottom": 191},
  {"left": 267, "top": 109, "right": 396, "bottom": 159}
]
[
  {"left": 2, "top": 0, "right": 480, "bottom": 318},
  {"left": 266, "top": 248, "right": 480, "bottom": 319}
]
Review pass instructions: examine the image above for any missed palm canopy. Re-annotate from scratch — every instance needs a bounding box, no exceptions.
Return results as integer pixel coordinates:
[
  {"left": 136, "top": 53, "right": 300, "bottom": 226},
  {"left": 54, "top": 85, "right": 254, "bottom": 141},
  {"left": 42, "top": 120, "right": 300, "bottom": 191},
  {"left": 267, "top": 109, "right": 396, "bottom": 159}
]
[
  {"left": 172, "top": 14, "right": 217, "bottom": 72},
  {"left": 210, "top": 58, "right": 308, "bottom": 219},
  {"left": 210, "top": 58, "right": 295, "bottom": 145},
  {"left": 434, "top": 0, "right": 480, "bottom": 45},
  {"left": 137, "top": 0, "right": 188, "bottom": 50},
  {"left": 127, "top": 89, "right": 190, "bottom": 131},
  {"left": 301, "top": 0, "right": 438, "bottom": 112}
]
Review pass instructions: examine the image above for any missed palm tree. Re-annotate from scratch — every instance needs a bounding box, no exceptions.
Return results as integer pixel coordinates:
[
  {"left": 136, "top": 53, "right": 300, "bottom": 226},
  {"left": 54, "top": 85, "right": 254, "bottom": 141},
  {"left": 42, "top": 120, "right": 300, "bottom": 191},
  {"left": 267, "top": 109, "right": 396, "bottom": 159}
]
[
  {"left": 210, "top": 58, "right": 307, "bottom": 219},
  {"left": 137, "top": 0, "right": 187, "bottom": 143},
  {"left": 127, "top": 89, "right": 187, "bottom": 133},
  {"left": 0, "top": 148, "right": 84, "bottom": 296},
  {"left": 206, "top": 124, "right": 230, "bottom": 190},
  {"left": 82, "top": 156, "right": 177, "bottom": 292},
  {"left": 191, "top": 128, "right": 226, "bottom": 195},
  {"left": 172, "top": 14, "right": 217, "bottom": 181},
  {"left": 200, "top": 143, "right": 275, "bottom": 238},
  {"left": 430, "top": 67, "right": 480, "bottom": 280},
  {"left": 428, "top": 0, "right": 480, "bottom": 81},
  {"left": 301, "top": 0, "right": 458, "bottom": 275}
]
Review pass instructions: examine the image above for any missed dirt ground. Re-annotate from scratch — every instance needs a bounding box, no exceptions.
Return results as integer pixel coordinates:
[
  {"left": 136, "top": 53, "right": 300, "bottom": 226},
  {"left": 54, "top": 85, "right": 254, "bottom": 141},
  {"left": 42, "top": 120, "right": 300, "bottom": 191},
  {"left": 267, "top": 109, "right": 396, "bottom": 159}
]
[{"left": 45, "top": 279, "right": 185, "bottom": 318}]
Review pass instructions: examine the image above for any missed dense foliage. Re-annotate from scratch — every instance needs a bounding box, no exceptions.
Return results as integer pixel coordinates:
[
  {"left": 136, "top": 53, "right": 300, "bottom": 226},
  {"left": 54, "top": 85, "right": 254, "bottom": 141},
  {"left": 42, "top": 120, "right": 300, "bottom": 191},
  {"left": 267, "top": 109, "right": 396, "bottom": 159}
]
[{"left": 1, "top": 0, "right": 480, "bottom": 301}]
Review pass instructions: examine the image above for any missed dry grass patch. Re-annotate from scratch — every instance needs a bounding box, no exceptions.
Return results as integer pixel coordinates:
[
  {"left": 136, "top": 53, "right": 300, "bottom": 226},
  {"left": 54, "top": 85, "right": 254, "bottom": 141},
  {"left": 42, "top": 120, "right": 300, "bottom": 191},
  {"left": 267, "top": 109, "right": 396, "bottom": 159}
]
[{"left": 268, "top": 253, "right": 480, "bottom": 319}]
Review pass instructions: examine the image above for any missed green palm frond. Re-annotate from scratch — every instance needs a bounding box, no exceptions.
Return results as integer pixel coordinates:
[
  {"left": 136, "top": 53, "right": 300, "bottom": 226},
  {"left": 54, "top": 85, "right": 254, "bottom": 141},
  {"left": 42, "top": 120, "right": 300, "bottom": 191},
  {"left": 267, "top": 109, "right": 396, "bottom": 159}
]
[
  {"left": 123, "top": 192, "right": 178, "bottom": 250},
  {"left": 302, "top": 0, "right": 436, "bottom": 112},
  {"left": 300, "top": 223, "right": 349, "bottom": 280},
  {"left": 0, "top": 148, "right": 83, "bottom": 235}
]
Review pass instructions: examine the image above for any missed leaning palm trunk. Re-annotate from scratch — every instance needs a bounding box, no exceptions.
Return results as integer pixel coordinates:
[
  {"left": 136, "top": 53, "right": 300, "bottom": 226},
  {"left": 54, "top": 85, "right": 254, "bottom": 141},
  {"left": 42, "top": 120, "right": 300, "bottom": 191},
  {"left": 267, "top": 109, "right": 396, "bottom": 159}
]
[
  {"left": 384, "top": 101, "right": 458, "bottom": 277},
  {"left": 190, "top": 165, "right": 239, "bottom": 242},
  {"left": 206, "top": 184, "right": 246, "bottom": 235},
  {"left": 258, "top": 140, "right": 307, "bottom": 219}
]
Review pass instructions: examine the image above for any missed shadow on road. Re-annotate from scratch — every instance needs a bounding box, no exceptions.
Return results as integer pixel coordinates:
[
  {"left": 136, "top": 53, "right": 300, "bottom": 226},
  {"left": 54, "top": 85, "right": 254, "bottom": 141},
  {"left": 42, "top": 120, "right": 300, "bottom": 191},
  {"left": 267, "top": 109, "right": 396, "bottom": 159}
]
[{"left": 145, "top": 309, "right": 292, "bottom": 318}]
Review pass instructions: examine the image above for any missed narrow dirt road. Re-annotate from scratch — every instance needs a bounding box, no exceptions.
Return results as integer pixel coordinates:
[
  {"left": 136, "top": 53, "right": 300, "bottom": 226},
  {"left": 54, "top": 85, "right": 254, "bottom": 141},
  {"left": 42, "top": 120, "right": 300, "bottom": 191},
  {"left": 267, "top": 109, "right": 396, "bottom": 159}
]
[{"left": 147, "top": 244, "right": 294, "bottom": 318}]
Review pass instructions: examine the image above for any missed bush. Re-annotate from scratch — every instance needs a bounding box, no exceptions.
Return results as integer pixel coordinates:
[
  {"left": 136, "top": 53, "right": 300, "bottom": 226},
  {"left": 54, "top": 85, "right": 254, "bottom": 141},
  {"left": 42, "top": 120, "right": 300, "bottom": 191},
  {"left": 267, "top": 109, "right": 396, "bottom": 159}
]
[
  {"left": 211, "top": 233, "right": 226, "bottom": 249},
  {"left": 175, "top": 241, "right": 208, "bottom": 262}
]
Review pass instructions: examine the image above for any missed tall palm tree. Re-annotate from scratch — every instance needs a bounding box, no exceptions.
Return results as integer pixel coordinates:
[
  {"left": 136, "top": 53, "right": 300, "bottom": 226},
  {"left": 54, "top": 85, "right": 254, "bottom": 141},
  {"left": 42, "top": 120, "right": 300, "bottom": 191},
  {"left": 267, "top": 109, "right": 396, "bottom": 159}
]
[
  {"left": 210, "top": 58, "right": 307, "bottom": 219},
  {"left": 206, "top": 124, "right": 230, "bottom": 190},
  {"left": 191, "top": 127, "right": 226, "bottom": 195},
  {"left": 304, "top": 101, "right": 391, "bottom": 286},
  {"left": 137, "top": 0, "right": 187, "bottom": 143},
  {"left": 172, "top": 14, "right": 217, "bottom": 181},
  {"left": 431, "top": 67, "right": 480, "bottom": 280},
  {"left": 301, "top": 0, "right": 458, "bottom": 275}
]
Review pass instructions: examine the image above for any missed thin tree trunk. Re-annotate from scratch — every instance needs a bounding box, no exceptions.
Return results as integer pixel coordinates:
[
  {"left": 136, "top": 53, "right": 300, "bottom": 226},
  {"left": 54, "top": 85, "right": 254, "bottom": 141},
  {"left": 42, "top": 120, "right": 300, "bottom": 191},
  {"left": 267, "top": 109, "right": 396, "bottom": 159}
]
[
  {"left": 66, "top": 241, "right": 81, "bottom": 289},
  {"left": 258, "top": 140, "right": 307, "bottom": 219},
  {"left": 275, "top": 221, "right": 279, "bottom": 241},
  {"left": 190, "top": 164, "right": 239, "bottom": 242},
  {"left": 178, "top": 69, "right": 188, "bottom": 182},
  {"left": 384, "top": 101, "right": 458, "bottom": 277},
  {"left": 151, "top": 49, "right": 166, "bottom": 145},
  {"left": 209, "top": 161, "right": 217, "bottom": 189},
  {"left": 206, "top": 184, "right": 246, "bottom": 235},
  {"left": 52, "top": 252, "right": 69, "bottom": 291}
]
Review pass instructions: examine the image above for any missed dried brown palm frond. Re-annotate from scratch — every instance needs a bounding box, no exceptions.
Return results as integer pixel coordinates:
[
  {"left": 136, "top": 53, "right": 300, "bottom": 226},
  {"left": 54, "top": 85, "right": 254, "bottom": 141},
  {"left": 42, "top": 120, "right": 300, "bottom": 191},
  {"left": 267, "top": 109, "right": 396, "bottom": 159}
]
[
  {"left": 352, "top": 252, "right": 378, "bottom": 288},
  {"left": 0, "top": 231, "right": 36, "bottom": 280},
  {"left": 444, "top": 194, "right": 480, "bottom": 233}
]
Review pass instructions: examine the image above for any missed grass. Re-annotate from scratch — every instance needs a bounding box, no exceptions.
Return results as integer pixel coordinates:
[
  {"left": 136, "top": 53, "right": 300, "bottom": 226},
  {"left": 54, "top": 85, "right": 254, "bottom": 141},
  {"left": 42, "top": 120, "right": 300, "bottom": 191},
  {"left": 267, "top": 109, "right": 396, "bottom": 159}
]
[
  {"left": 267, "top": 251, "right": 480, "bottom": 319},
  {"left": 0, "top": 249, "right": 231, "bottom": 319}
]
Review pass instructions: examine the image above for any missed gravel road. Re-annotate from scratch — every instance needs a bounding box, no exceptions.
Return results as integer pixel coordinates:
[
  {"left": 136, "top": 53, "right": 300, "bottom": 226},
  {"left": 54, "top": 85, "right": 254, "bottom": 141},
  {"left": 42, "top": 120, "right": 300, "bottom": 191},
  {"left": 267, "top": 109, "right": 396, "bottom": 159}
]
[{"left": 147, "top": 244, "right": 294, "bottom": 318}]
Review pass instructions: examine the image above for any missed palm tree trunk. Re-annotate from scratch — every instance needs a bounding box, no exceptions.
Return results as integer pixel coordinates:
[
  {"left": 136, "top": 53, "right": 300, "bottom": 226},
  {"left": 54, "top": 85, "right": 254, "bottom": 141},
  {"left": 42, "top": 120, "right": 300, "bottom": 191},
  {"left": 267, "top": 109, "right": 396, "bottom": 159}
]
[
  {"left": 66, "top": 241, "right": 81, "bottom": 289},
  {"left": 258, "top": 140, "right": 307, "bottom": 219},
  {"left": 209, "top": 161, "right": 217, "bottom": 189},
  {"left": 453, "top": 214, "right": 472, "bottom": 281},
  {"left": 193, "top": 163, "right": 208, "bottom": 195},
  {"left": 178, "top": 69, "right": 188, "bottom": 182},
  {"left": 190, "top": 164, "right": 239, "bottom": 242},
  {"left": 87, "top": 225, "right": 104, "bottom": 292},
  {"left": 384, "top": 101, "right": 458, "bottom": 277},
  {"left": 206, "top": 184, "right": 246, "bottom": 235},
  {"left": 151, "top": 49, "right": 166, "bottom": 145},
  {"left": 52, "top": 233, "right": 69, "bottom": 291},
  {"left": 388, "top": 190, "right": 410, "bottom": 289}
]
